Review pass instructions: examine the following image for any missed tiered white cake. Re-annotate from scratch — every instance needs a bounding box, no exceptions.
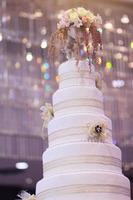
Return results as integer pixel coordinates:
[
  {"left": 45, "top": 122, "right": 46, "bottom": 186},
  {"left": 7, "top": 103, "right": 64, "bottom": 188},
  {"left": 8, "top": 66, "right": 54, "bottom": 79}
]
[{"left": 36, "top": 59, "right": 131, "bottom": 200}]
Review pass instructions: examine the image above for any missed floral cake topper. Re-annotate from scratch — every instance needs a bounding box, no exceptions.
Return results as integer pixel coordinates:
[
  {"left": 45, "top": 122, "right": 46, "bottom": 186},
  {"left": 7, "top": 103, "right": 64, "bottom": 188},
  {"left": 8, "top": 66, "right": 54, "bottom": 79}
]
[{"left": 49, "top": 7, "right": 102, "bottom": 64}]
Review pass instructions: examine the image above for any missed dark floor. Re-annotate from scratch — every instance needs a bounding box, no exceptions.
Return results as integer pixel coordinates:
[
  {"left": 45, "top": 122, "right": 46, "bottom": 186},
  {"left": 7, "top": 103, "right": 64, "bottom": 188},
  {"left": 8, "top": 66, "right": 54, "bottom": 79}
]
[{"left": 0, "top": 186, "right": 35, "bottom": 200}]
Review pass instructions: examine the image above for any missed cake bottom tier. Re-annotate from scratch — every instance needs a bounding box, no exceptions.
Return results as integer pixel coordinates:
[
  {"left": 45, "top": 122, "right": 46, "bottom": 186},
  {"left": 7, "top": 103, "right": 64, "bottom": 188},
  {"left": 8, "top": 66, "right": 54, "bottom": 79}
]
[{"left": 36, "top": 172, "right": 130, "bottom": 200}]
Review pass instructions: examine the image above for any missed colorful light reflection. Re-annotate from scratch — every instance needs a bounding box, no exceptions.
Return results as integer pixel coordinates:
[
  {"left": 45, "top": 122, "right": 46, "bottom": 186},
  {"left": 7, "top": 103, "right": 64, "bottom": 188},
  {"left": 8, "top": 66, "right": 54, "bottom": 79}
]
[
  {"left": 130, "top": 41, "right": 133, "bottom": 49},
  {"left": 43, "top": 72, "right": 50, "bottom": 80},
  {"left": 45, "top": 84, "right": 52, "bottom": 92},
  {"left": 41, "top": 62, "right": 49, "bottom": 73},
  {"left": 105, "top": 61, "right": 112, "bottom": 69},
  {"left": 55, "top": 75, "right": 60, "bottom": 82}
]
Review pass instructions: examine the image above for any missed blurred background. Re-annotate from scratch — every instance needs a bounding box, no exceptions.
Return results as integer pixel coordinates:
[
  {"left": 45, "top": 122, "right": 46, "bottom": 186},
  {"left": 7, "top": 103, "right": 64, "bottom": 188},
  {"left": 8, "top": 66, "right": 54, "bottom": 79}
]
[{"left": 0, "top": 0, "right": 133, "bottom": 199}]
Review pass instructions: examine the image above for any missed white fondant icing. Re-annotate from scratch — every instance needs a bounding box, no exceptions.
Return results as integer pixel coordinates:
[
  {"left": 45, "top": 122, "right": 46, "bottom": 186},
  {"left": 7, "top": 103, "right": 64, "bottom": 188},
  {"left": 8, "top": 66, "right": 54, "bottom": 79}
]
[
  {"left": 37, "top": 193, "right": 129, "bottom": 200},
  {"left": 48, "top": 113, "right": 112, "bottom": 146},
  {"left": 42, "top": 143, "right": 122, "bottom": 178},
  {"left": 36, "top": 172, "right": 130, "bottom": 199},
  {"left": 54, "top": 100, "right": 103, "bottom": 117},
  {"left": 53, "top": 86, "right": 103, "bottom": 105},
  {"left": 43, "top": 143, "right": 121, "bottom": 162},
  {"left": 53, "top": 86, "right": 104, "bottom": 116}
]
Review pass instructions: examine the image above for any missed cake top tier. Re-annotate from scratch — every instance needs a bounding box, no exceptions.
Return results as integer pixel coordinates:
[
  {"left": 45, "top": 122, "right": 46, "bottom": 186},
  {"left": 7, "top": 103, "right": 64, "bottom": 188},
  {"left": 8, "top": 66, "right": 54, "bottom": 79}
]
[
  {"left": 59, "top": 58, "right": 95, "bottom": 75},
  {"left": 48, "top": 7, "right": 102, "bottom": 63},
  {"left": 58, "top": 59, "right": 102, "bottom": 90}
]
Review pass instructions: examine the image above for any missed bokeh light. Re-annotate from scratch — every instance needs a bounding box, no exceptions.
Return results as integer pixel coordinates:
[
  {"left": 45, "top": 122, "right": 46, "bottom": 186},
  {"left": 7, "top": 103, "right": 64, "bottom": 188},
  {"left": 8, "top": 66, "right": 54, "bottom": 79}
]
[
  {"left": 42, "top": 62, "right": 49, "bottom": 69},
  {"left": 36, "top": 57, "right": 42, "bottom": 64},
  {"left": 41, "top": 62, "right": 49, "bottom": 73},
  {"left": 26, "top": 52, "right": 33, "bottom": 62},
  {"left": 130, "top": 41, "right": 133, "bottom": 49},
  {"left": 45, "top": 84, "right": 53, "bottom": 92},
  {"left": 43, "top": 72, "right": 50, "bottom": 80},
  {"left": 15, "top": 62, "right": 21, "bottom": 69},
  {"left": 114, "top": 53, "right": 122, "bottom": 60},
  {"left": 0, "top": 33, "right": 3, "bottom": 42},
  {"left": 55, "top": 75, "right": 60, "bottom": 82},
  {"left": 105, "top": 61, "right": 112, "bottom": 69},
  {"left": 41, "top": 39, "right": 47, "bottom": 49},
  {"left": 104, "top": 22, "right": 113, "bottom": 30},
  {"left": 121, "top": 14, "right": 129, "bottom": 24},
  {"left": 41, "top": 27, "right": 47, "bottom": 35},
  {"left": 41, "top": 65, "right": 46, "bottom": 73},
  {"left": 128, "top": 62, "right": 133, "bottom": 69},
  {"left": 116, "top": 28, "right": 123, "bottom": 34},
  {"left": 112, "top": 80, "right": 125, "bottom": 88},
  {"left": 22, "top": 37, "right": 28, "bottom": 44},
  {"left": 15, "top": 162, "right": 29, "bottom": 170}
]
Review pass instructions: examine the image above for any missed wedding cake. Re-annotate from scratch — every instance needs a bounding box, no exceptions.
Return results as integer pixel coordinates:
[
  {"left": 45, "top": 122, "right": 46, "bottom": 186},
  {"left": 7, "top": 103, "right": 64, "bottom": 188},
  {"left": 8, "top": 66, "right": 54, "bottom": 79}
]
[{"left": 36, "top": 7, "right": 131, "bottom": 200}]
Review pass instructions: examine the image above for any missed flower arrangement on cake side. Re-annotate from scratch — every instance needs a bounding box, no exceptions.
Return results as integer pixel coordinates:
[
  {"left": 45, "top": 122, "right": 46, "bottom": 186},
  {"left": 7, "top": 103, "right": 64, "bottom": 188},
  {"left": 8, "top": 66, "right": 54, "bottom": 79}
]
[
  {"left": 49, "top": 7, "right": 102, "bottom": 63},
  {"left": 18, "top": 191, "right": 36, "bottom": 200},
  {"left": 87, "top": 122, "right": 108, "bottom": 142},
  {"left": 40, "top": 103, "right": 54, "bottom": 128}
]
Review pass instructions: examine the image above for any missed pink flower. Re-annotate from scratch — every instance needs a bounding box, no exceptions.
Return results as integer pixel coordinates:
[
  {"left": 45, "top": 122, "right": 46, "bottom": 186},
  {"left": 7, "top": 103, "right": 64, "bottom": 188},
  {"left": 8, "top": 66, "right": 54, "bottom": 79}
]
[{"left": 82, "top": 16, "right": 88, "bottom": 24}]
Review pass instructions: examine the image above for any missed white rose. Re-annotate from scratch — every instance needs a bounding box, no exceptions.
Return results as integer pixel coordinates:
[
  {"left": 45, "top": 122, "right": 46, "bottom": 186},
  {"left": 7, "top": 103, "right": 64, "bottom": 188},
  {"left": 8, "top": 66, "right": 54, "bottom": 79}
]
[
  {"left": 68, "top": 12, "right": 79, "bottom": 23},
  {"left": 77, "top": 7, "right": 88, "bottom": 17},
  {"left": 86, "top": 11, "right": 95, "bottom": 23}
]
